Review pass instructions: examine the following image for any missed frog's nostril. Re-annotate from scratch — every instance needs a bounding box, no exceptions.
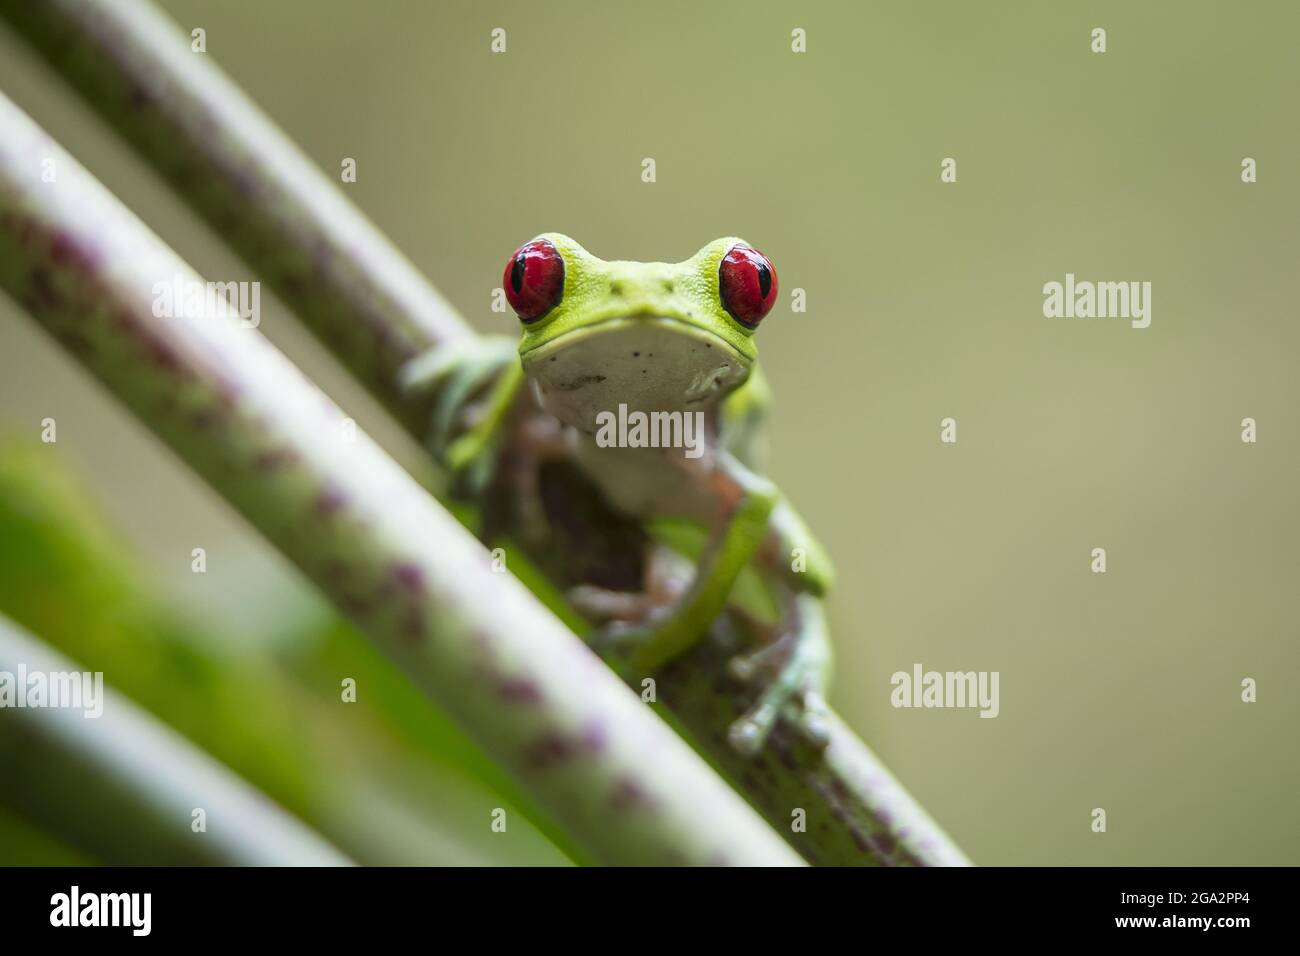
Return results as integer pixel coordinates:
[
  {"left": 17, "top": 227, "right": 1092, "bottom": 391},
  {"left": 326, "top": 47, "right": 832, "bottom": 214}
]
[
  {"left": 609, "top": 281, "right": 624, "bottom": 296},
  {"left": 662, "top": 280, "right": 675, "bottom": 293}
]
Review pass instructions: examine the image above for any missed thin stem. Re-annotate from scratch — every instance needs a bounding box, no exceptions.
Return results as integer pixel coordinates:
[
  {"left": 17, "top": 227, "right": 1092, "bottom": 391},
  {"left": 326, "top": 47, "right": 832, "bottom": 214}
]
[
  {"left": 0, "top": 0, "right": 972, "bottom": 865},
  {"left": 0, "top": 613, "right": 353, "bottom": 865},
  {"left": 0, "top": 91, "right": 803, "bottom": 867}
]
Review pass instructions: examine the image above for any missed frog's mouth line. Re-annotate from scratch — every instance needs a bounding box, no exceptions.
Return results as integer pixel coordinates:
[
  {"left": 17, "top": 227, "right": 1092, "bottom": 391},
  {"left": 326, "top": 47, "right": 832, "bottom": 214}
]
[{"left": 520, "top": 315, "right": 750, "bottom": 370}]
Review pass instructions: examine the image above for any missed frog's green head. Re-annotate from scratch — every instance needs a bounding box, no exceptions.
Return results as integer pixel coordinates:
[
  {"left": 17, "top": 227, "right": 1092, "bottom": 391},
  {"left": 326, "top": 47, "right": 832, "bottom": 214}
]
[{"left": 502, "top": 233, "right": 778, "bottom": 433}]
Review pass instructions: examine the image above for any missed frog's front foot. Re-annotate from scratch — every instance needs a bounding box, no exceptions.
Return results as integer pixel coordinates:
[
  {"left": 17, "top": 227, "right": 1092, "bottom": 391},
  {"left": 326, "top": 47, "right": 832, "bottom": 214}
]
[
  {"left": 725, "top": 594, "right": 833, "bottom": 756},
  {"left": 398, "top": 335, "right": 521, "bottom": 478}
]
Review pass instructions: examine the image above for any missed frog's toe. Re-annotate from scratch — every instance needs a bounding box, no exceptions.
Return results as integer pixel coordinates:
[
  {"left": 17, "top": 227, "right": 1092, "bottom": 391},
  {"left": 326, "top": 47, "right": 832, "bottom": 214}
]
[
  {"left": 568, "top": 585, "right": 654, "bottom": 624},
  {"left": 726, "top": 639, "right": 831, "bottom": 756},
  {"left": 726, "top": 632, "right": 791, "bottom": 683},
  {"left": 399, "top": 336, "right": 517, "bottom": 396},
  {"left": 398, "top": 336, "right": 519, "bottom": 466},
  {"left": 789, "top": 682, "right": 832, "bottom": 748},
  {"left": 727, "top": 713, "right": 773, "bottom": 756}
]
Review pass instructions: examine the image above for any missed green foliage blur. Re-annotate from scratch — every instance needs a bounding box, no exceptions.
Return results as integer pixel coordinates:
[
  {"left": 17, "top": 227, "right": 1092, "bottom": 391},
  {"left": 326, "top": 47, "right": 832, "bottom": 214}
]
[{"left": 0, "top": 441, "right": 571, "bottom": 864}]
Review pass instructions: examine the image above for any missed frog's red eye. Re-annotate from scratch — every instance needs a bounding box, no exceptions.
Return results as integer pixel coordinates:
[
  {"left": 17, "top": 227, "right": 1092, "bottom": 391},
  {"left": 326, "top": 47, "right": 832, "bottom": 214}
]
[
  {"left": 503, "top": 238, "right": 565, "bottom": 323},
  {"left": 718, "top": 244, "right": 777, "bottom": 329}
]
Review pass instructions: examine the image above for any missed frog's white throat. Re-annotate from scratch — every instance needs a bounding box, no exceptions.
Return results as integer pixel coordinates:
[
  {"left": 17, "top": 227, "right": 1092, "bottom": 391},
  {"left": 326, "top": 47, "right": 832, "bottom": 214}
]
[{"left": 522, "top": 317, "right": 750, "bottom": 434}]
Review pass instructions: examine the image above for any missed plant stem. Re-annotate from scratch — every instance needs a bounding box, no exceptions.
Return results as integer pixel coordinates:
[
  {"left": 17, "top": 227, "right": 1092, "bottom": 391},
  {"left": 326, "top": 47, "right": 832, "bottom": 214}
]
[
  {"left": 0, "top": 0, "right": 972, "bottom": 865},
  {"left": 0, "top": 91, "right": 803, "bottom": 867},
  {"left": 0, "top": 0, "right": 469, "bottom": 435},
  {"left": 0, "top": 613, "right": 353, "bottom": 865}
]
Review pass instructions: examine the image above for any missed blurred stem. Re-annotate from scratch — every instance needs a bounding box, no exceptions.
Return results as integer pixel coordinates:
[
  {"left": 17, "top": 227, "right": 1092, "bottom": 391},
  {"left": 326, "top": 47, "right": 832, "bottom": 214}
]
[
  {"left": 0, "top": 0, "right": 469, "bottom": 435},
  {"left": 0, "top": 0, "right": 971, "bottom": 865},
  {"left": 0, "top": 91, "right": 801, "bottom": 867},
  {"left": 0, "top": 613, "right": 352, "bottom": 865},
  {"left": 0, "top": 440, "right": 572, "bottom": 866}
]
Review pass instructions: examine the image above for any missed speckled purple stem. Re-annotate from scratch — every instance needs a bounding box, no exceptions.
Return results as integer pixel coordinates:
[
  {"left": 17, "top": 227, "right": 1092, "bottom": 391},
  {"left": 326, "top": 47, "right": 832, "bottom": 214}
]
[
  {"left": 0, "top": 0, "right": 972, "bottom": 866},
  {"left": 0, "top": 91, "right": 802, "bottom": 867}
]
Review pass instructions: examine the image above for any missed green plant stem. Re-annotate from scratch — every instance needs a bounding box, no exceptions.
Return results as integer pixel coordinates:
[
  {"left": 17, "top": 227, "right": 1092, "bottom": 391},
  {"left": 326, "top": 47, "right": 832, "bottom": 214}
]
[
  {"left": 0, "top": 91, "right": 802, "bottom": 867},
  {"left": 0, "top": 613, "right": 353, "bottom": 865},
  {"left": 0, "top": 0, "right": 972, "bottom": 865}
]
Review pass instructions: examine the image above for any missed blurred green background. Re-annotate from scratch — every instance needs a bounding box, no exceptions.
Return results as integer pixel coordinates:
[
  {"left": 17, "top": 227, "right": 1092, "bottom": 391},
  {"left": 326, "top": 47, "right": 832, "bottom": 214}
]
[{"left": 0, "top": 0, "right": 1296, "bottom": 865}]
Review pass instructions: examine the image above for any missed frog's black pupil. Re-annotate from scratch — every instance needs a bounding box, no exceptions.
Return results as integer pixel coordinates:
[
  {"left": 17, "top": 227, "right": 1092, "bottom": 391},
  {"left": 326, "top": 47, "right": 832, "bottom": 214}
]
[
  {"left": 510, "top": 255, "right": 526, "bottom": 294},
  {"left": 757, "top": 262, "right": 771, "bottom": 299}
]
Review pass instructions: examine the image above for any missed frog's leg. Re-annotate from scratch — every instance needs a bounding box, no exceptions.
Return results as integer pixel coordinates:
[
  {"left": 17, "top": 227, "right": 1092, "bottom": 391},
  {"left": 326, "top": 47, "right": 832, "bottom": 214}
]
[
  {"left": 722, "top": 490, "right": 837, "bottom": 753},
  {"left": 444, "top": 359, "right": 523, "bottom": 476},
  {"left": 399, "top": 336, "right": 523, "bottom": 489},
  {"left": 595, "top": 451, "right": 835, "bottom": 755},
  {"left": 596, "top": 451, "right": 778, "bottom": 676},
  {"left": 726, "top": 592, "right": 833, "bottom": 754},
  {"left": 569, "top": 542, "right": 691, "bottom": 624}
]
